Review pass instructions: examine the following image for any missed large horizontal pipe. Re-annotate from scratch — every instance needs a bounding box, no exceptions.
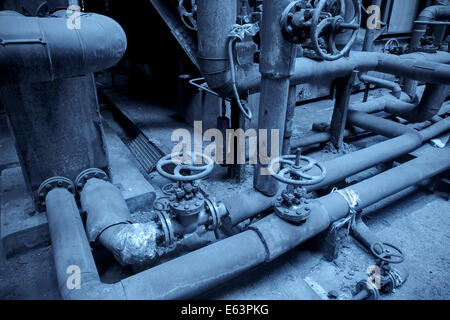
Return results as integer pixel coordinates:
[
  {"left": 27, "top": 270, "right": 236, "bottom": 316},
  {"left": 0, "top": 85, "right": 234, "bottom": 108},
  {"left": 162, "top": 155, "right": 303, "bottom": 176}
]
[
  {"left": 47, "top": 146, "right": 450, "bottom": 299},
  {"left": 250, "top": 146, "right": 450, "bottom": 262},
  {"left": 0, "top": 10, "right": 127, "bottom": 86},
  {"left": 225, "top": 116, "right": 450, "bottom": 225},
  {"left": 239, "top": 51, "right": 450, "bottom": 94}
]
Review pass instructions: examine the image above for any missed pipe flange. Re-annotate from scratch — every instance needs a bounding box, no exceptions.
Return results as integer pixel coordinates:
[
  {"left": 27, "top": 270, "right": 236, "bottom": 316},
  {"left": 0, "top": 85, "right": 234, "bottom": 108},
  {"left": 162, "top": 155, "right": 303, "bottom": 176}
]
[
  {"left": 275, "top": 203, "right": 312, "bottom": 224},
  {"left": 280, "top": 0, "right": 313, "bottom": 44},
  {"left": 355, "top": 280, "right": 380, "bottom": 300},
  {"left": 37, "top": 176, "right": 75, "bottom": 206},
  {"left": 75, "top": 168, "right": 109, "bottom": 194},
  {"left": 156, "top": 210, "right": 175, "bottom": 247},
  {"left": 204, "top": 198, "right": 221, "bottom": 229}
]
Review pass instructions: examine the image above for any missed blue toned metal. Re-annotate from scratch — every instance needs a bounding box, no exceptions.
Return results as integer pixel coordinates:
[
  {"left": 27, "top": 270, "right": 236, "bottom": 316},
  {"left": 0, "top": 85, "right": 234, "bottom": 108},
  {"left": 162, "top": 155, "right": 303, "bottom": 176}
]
[{"left": 0, "top": 10, "right": 127, "bottom": 85}]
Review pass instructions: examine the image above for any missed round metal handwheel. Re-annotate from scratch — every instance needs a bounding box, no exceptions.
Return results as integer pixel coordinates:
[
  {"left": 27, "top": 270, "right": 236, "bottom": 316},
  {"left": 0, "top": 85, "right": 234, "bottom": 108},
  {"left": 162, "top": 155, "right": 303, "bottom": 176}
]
[
  {"left": 268, "top": 150, "right": 327, "bottom": 186},
  {"left": 310, "top": 0, "right": 361, "bottom": 61},
  {"left": 370, "top": 242, "right": 405, "bottom": 264},
  {"left": 156, "top": 151, "right": 214, "bottom": 182},
  {"left": 178, "top": 0, "right": 197, "bottom": 31}
]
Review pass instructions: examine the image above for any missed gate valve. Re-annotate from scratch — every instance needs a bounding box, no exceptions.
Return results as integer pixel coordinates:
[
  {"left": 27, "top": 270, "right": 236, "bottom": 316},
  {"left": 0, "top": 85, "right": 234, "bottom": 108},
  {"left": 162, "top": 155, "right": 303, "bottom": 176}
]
[
  {"left": 154, "top": 150, "right": 227, "bottom": 245},
  {"left": 268, "top": 148, "right": 327, "bottom": 224},
  {"left": 280, "top": 0, "right": 361, "bottom": 61},
  {"left": 370, "top": 242, "right": 405, "bottom": 265},
  {"left": 310, "top": 0, "right": 361, "bottom": 61}
]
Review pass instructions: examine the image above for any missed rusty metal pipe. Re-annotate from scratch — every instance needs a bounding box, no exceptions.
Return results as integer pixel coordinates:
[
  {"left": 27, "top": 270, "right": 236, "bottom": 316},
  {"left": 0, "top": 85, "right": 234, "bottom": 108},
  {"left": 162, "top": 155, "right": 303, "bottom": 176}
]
[
  {"left": 0, "top": 10, "right": 127, "bottom": 86},
  {"left": 254, "top": 0, "right": 296, "bottom": 196}
]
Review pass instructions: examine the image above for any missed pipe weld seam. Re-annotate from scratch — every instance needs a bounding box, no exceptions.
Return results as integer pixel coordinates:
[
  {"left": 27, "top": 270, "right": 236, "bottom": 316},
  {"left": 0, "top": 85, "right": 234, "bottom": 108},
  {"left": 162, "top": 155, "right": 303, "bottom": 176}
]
[{"left": 248, "top": 226, "right": 271, "bottom": 262}]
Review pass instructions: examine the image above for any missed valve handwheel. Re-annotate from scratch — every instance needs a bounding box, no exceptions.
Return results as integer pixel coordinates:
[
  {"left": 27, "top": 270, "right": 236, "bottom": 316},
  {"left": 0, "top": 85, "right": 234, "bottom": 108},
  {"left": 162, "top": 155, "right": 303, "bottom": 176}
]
[
  {"left": 178, "top": 0, "right": 197, "bottom": 31},
  {"left": 268, "top": 149, "right": 327, "bottom": 186},
  {"left": 310, "top": 0, "right": 361, "bottom": 61},
  {"left": 156, "top": 150, "right": 214, "bottom": 182},
  {"left": 370, "top": 242, "right": 405, "bottom": 264}
]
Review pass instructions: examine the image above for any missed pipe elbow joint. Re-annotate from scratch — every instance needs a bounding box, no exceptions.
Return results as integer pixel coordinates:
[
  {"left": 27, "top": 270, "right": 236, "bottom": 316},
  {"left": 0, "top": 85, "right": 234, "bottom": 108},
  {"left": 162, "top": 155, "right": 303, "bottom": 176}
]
[{"left": 0, "top": 10, "right": 127, "bottom": 86}]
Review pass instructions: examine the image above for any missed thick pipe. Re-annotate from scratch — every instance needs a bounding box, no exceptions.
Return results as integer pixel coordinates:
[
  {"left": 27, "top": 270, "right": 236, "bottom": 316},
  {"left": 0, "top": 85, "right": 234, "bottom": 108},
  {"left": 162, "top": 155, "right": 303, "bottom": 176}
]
[
  {"left": 80, "top": 178, "right": 160, "bottom": 266},
  {"left": 348, "top": 110, "right": 416, "bottom": 138},
  {"left": 196, "top": 0, "right": 236, "bottom": 97},
  {"left": 45, "top": 187, "right": 125, "bottom": 300},
  {"left": 290, "top": 130, "right": 352, "bottom": 149},
  {"left": 405, "top": 5, "right": 450, "bottom": 98},
  {"left": 226, "top": 117, "right": 450, "bottom": 225},
  {"left": 411, "top": 5, "right": 450, "bottom": 52},
  {"left": 254, "top": 0, "right": 296, "bottom": 196},
  {"left": 251, "top": 146, "right": 450, "bottom": 262},
  {"left": 0, "top": 10, "right": 127, "bottom": 86},
  {"left": 47, "top": 146, "right": 450, "bottom": 299},
  {"left": 391, "top": 83, "right": 450, "bottom": 122},
  {"left": 240, "top": 51, "right": 450, "bottom": 93}
]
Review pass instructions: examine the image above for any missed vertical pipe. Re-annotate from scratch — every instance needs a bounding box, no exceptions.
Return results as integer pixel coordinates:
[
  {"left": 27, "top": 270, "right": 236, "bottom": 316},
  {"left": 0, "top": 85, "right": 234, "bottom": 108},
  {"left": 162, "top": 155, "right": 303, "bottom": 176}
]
[
  {"left": 282, "top": 85, "right": 297, "bottom": 156},
  {"left": 330, "top": 71, "right": 358, "bottom": 149},
  {"left": 405, "top": 5, "right": 450, "bottom": 98},
  {"left": 362, "top": 0, "right": 383, "bottom": 52},
  {"left": 196, "top": 0, "right": 236, "bottom": 96},
  {"left": 254, "top": 0, "right": 296, "bottom": 196}
]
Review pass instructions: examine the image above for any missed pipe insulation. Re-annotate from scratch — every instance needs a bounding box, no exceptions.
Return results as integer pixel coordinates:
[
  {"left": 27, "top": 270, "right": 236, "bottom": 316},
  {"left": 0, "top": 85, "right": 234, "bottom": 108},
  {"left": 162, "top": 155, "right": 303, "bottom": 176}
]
[
  {"left": 0, "top": 10, "right": 127, "bottom": 86},
  {"left": 80, "top": 178, "right": 162, "bottom": 266}
]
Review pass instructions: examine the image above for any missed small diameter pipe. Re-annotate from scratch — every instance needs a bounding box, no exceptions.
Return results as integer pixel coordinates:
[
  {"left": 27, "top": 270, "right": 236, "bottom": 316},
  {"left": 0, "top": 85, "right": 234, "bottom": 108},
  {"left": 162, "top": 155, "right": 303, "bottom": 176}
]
[
  {"left": 282, "top": 85, "right": 298, "bottom": 155},
  {"left": 359, "top": 74, "right": 402, "bottom": 99}
]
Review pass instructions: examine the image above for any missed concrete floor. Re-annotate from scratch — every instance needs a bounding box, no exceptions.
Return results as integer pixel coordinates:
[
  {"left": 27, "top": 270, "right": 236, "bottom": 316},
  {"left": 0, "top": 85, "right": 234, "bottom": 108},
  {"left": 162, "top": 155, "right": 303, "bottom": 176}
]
[{"left": 0, "top": 88, "right": 449, "bottom": 300}]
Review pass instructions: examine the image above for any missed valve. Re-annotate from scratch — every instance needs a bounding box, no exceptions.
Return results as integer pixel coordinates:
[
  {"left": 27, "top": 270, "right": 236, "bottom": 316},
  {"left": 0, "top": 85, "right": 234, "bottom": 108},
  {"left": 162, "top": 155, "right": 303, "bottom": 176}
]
[
  {"left": 178, "top": 0, "right": 197, "bottom": 31},
  {"left": 153, "top": 150, "right": 227, "bottom": 246},
  {"left": 268, "top": 148, "right": 327, "bottom": 224},
  {"left": 156, "top": 150, "right": 214, "bottom": 182},
  {"left": 280, "top": 0, "right": 361, "bottom": 61},
  {"left": 370, "top": 242, "right": 405, "bottom": 265}
]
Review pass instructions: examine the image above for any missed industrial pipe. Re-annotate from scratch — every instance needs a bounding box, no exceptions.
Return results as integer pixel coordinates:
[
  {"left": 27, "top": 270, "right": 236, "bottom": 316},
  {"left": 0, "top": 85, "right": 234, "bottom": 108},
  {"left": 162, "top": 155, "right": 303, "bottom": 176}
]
[
  {"left": 405, "top": 5, "right": 450, "bottom": 98},
  {"left": 0, "top": 10, "right": 127, "bottom": 86},
  {"left": 359, "top": 74, "right": 402, "bottom": 99},
  {"left": 196, "top": 0, "right": 236, "bottom": 97},
  {"left": 46, "top": 146, "right": 450, "bottom": 299},
  {"left": 80, "top": 178, "right": 161, "bottom": 266},
  {"left": 410, "top": 5, "right": 450, "bottom": 52},
  {"left": 240, "top": 51, "right": 450, "bottom": 94},
  {"left": 225, "top": 116, "right": 450, "bottom": 225},
  {"left": 254, "top": 0, "right": 296, "bottom": 196}
]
